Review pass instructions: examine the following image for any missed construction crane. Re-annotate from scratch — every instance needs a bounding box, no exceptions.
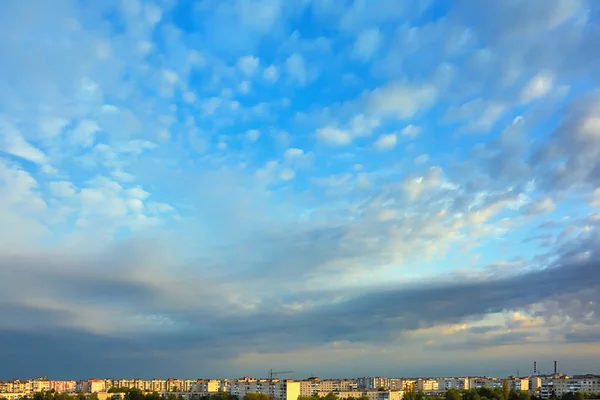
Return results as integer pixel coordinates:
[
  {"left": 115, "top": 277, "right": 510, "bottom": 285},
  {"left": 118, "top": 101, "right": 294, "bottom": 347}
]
[{"left": 268, "top": 369, "right": 294, "bottom": 380}]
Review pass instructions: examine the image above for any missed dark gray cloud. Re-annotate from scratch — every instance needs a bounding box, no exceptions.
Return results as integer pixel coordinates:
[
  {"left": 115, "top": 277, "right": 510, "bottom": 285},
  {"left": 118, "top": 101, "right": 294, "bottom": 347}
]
[{"left": 1, "top": 223, "right": 599, "bottom": 378}]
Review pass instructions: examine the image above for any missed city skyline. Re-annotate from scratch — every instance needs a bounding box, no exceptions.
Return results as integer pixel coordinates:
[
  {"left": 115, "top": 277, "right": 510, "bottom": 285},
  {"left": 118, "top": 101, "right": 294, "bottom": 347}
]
[{"left": 1, "top": 0, "right": 600, "bottom": 380}]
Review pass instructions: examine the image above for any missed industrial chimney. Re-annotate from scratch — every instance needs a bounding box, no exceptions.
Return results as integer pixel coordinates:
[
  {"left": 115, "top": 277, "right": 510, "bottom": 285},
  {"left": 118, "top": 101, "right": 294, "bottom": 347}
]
[
  {"left": 534, "top": 361, "right": 537, "bottom": 375},
  {"left": 554, "top": 361, "right": 557, "bottom": 375}
]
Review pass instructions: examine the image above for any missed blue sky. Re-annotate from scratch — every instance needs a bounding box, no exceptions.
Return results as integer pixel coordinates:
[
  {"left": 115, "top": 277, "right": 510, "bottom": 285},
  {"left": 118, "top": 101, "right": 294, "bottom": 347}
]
[{"left": 1, "top": 0, "right": 600, "bottom": 379}]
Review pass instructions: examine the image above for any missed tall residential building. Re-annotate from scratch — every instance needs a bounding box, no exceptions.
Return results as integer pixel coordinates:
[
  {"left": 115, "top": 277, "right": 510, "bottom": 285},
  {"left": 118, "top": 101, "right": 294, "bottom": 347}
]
[
  {"left": 191, "top": 379, "right": 220, "bottom": 394},
  {"left": 388, "top": 380, "right": 405, "bottom": 391},
  {"left": 228, "top": 379, "right": 300, "bottom": 400},
  {"left": 507, "top": 378, "right": 529, "bottom": 391},
  {"left": 357, "top": 378, "right": 389, "bottom": 390},
  {"left": 416, "top": 379, "right": 438, "bottom": 392},
  {"left": 300, "top": 378, "right": 321, "bottom": 396}
]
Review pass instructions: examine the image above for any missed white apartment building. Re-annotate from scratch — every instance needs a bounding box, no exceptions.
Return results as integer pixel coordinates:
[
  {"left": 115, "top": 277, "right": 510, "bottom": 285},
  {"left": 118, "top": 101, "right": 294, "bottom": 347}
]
[
  {"left": 227, "top": 379, "right": 300, "bottom": 400},
  {"left": 553, "top": 375, "right": 600, "bottom": 397}
]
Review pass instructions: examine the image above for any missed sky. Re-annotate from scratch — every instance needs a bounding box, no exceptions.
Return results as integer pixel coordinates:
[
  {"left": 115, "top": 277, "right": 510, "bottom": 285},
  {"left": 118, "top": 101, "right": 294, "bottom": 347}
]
[{"left": 1, "top": 0, "right": 600, "bottom": 381}]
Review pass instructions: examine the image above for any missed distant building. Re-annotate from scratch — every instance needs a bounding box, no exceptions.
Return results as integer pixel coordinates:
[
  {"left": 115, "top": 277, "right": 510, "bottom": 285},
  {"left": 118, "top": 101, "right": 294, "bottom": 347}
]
[
  {"left": 191, "top": 379, "right": 220, "bottom": 394},
  {"left": 228, "top": 379, "right": 300, "bottom": 400},
  {"left": 357, "top": 378, "right": 389, "bottom": 390},
  {"left": 316, "top": 390, "right": 402, "bottom": 400}
]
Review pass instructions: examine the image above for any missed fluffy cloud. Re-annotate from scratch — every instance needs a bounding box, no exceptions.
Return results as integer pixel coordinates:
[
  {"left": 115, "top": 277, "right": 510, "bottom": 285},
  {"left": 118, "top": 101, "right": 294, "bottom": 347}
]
[
  {"left": 263, "top": 65, "right": 279, "bottom": 82},
  {"left": 285, "top": 53, "right": 308, "bottom": 86},
  {"left": 373, "top": 133, "right": 397, "bottom": 151},
  {"left": 316, "top": 127, "right": 352, "bottom": 146},
  {"left": 237, "top": 55, "right": 260, "bottom": 76},
  {"left": 520, "top": 71, "right": 554, "bottom": 103},
  {"left": 352, "top": 27, "right": 382, "bottom": 61}
]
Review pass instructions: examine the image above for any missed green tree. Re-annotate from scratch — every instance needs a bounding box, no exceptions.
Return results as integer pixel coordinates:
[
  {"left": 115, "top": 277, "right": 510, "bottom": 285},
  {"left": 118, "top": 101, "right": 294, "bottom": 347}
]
[
  {"left": 243, "top": 394, "right": 272, "bottom": 400},
  {"left": 446, "top": 389, "right": 461, "bottom": 400},
  {"left": 404, "top": 383, "right": 418, "bottom": 400},
  {"left": 502, "top": 380, "right": 509, "bottom": 400}
]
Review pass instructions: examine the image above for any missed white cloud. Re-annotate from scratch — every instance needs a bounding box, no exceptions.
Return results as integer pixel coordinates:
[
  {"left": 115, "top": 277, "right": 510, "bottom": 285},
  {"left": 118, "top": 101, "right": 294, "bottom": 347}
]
[
  {"left": 520, "top": 71, "right": 554, "bottom": 104},
  {"left": 163, "top": 69, "right": 179, "bottom": 85},
  {"left": 0, "top": 122, "right": 47, "bottom": 164},
  {"left": 112, "top": 170, "right": 135, "bottom": 182},
  {"left": 264, "top": 65, "right": 279, "bottom": 82},
  {"left": 279, "top": 168, "right": 296, "bottom": 181},
  {"left": 285, "top": 53, "right": 308, "bottom": 86},
  {"left": 144, "top": 3, "right": 163, "bottom": 26},
  {"left": 102, "top": 105, "right": 119, "bottom": 113},
  {"left": 237, "top": 55, "right": 260, "bottom": 76},
  {"left": 316, "top": 127, "right": 352, "bottom": 146},
  {"left": 461, "top": 102, "right": 506, "bottom": 133},
  {"left": 367, "top": 82, "right": 437, "bottom": 119},
  {"left": 239, "top": 80, "right": 252, "bottom": 94},
  {"left": 284, "top": 148, "right": 304, "bottom": 158},
  {"left": 373, "top": 133, "right": 397, "bottom": 151},
  {"left": 350, "top": 114, "right": 380, "bottom": 136},
  {"left": 147, "top": 202, "right": 174, "bottom": 214},
  {"left": 590, "top": 188, "right": 600, "bottom": 208},
  {"left": 415, "top": 154, "right": 429, "bottom": 165},
  {"left": 246, "top": 129, "right": 261, "bottom": 142},
  {"left": 352, "top": 27, "right": 382, "bottom": 61},
  {"left": 158, "top": 129, "right": 171, "bottom": 141},
  {"left": 401, "top": 125, "right": 422, "bottom": 138},
  {"left": 183, "top": 91, "right": 197, "bottom": 103},
  {"left": 39, "top": 117, "right": 69, "bottom": 138},
  {"left": 126, "top": 186, "right": 150, "bottom": 200},
  {"left": 524, "top": 197, "right": 556, "bottom": 215},
  {"left": 48, "top": 181, "right": 77, "bottom": 197},
  {"left": 72, "top": 119, "right": 101, "bottom": 148}
]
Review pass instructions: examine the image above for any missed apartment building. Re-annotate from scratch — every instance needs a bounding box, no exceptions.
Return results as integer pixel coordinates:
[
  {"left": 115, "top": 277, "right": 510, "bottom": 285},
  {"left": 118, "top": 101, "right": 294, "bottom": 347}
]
[
  {"left": 357, "top": 378, "right": 389, "bottom": 390},
  {"left": 416, "top": 379, "right": 438, "bottom": 392},
  {"left": 227, "top": 379, "right": 300, "bottom": 400},
  {"left": 316, "top": 390, "right": 402, "bottom": 400},
  {"left": 529, "top": 378, "right": 542, "bottom": 393},
  {"left": 553, "top": 375, "right": 600, "bottom": 397},
  {"left": 468, "top": 378, "right": 501, "bottom": 389},
  {"left": 388, "top": 380, "right": 404, "bottom": 391},
  {"left": 0, "top": 381, "right": 14, "bottom": 393},
  {"left": 190, "top": 379, "right": 220, "bottom": 394},
  {"left": 507, "top": 378, "right": 529, "bottom": 392},
  {"left": 82, "top": 379, "right": 107, "bottom": 393},
  {"left": 12, "top": 381, "right": 30, "bottom": 393},
  {"left": 151, "top": 379, "right": 167, "bottom": 392},
  {"left": 300, "top": 378, "right": 321, "bottom": 396},
  {"left": 437, "top": 378, "right": 469, "bottom": 391},
  {"left": 50, "top": 380, "right": 77, "bottom": 393}
]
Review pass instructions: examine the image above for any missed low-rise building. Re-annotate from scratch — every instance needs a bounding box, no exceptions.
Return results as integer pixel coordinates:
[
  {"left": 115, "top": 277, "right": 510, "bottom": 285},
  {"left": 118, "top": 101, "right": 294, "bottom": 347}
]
[{"left": 316, "top": 390, "right": 402, "bottom": 400}]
